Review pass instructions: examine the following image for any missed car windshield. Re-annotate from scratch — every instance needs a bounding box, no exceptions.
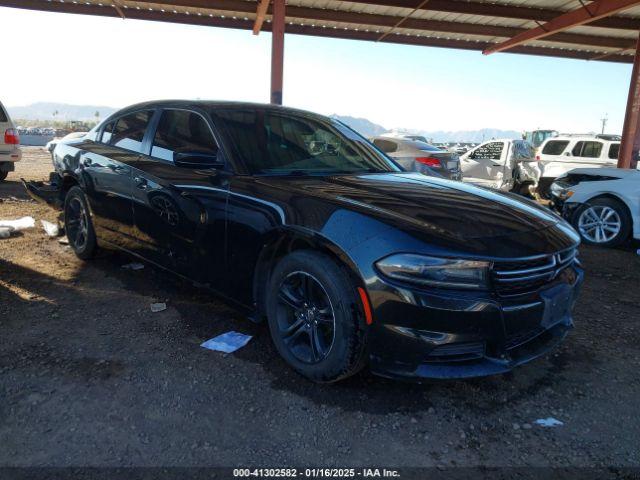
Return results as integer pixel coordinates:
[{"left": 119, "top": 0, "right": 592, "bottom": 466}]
[{"left": 211, "top": 108, "right": 401, "bottom": 175}]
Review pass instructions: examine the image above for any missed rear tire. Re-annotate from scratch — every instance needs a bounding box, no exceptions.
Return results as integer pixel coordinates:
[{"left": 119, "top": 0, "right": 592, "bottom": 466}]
[
  {"left": 266, "top": 250, "right": 368, "bottom": 382},
  {"left": 572, "top": 197, "right": 631, "bottom": 248},
  {"left": 0, "top": 170, "right": 7, "bottom": 182},
  {"left": 64, "top": 186, "right": 97, "bottom": 260}
]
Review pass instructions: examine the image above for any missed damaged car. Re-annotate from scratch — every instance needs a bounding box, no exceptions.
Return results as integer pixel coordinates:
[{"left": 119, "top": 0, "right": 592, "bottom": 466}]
[
  {"left": 25, "top": 100, "right": 583, "bottom": 382},
  {"left": 460, "top": 139, "right": 540, "bottom": 196},
  {"left": 550, "top": 167, "right": 639, "bottom": 247}
]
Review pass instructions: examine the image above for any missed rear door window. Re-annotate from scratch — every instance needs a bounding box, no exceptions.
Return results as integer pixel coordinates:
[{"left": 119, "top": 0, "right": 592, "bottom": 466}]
[
  {"left": 372, "top": 139, "right": 398, "bottom": 153},
  {"left": 541, "top": 140, "right": 569, "bottom": 155},
  {"left": 572, "top": 141, "right": 603, "bottom": 158},
  {"left": 608, "top": 143, "right": 620, "bottom": 160},
  {"left": 151, "top": 109, "right": 218, "bottom": 162},
  {"left": 110, "top": 110, "right": 153, "bottom": 153},
  {"left": 470, "top": 142, "right": 504, "bottom": 161}
]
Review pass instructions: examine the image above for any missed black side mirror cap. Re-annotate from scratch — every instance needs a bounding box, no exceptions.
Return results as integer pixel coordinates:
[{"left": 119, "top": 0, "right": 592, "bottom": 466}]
[{"left": 174, "top": 151, "right": 224, "bottom": 169}]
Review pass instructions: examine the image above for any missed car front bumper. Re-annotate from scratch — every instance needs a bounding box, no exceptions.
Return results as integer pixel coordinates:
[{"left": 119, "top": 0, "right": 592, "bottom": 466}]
[{"left": 366, "top": 265, "right": 583, "bottom": 380}]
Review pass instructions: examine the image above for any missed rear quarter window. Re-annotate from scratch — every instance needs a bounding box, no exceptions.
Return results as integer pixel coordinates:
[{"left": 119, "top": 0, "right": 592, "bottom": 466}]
[
  {"left": 0, "top": 105, "right": 8, "bottom": 123},
  {"left": 373, "top": 139, "right": 398, "bottom": 153},
  {"left": 608, "top": 143, "right": 620, "bottom": 160},
  {"left": 542, "top": 140, "right": 569, "bottom": 155}
]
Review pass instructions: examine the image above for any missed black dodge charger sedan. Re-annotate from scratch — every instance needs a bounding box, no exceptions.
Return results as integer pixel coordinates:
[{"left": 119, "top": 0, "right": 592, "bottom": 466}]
[{"left": 25, "top": 100, "right": 583, "bottom": 382}]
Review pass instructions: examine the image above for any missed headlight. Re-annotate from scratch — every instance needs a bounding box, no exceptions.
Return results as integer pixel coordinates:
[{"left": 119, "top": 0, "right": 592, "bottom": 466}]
[{"left": 375, "top": 254, "right": 490, "bottom": 290}]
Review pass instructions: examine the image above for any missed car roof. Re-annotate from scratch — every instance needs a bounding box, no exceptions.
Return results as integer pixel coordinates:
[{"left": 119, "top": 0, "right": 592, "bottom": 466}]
[
  {"left": 544, "top": 135, "right": 619, "bottom": 142},
  {"left": 112, "top": 99, "right": 323, "bottom": 118}
]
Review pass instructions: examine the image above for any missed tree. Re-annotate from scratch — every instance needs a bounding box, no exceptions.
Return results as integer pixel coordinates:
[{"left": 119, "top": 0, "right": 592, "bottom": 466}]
[{"left": 94, "top": 111, "right": 100, "bottom": 122}]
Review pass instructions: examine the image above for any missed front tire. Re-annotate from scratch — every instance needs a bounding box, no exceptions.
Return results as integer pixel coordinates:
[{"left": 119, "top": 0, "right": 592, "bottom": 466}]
[
  {"left": 573, "top": 197, "right": 631, "bottom": 247},
  {"left": 266, "top": 250, "right": 368, "bottom": 382},
  {"left": 64, "top": 186, "right": 97, "bottom": 259}
]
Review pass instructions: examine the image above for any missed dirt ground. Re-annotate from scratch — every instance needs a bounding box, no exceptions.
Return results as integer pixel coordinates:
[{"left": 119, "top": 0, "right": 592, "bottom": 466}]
[{"left": 1, "top": 148, "right": 639, "bottom": 473}]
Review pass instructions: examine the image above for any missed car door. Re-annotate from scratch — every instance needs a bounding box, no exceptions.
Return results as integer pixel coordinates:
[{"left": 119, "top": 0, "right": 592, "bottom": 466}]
[
  {"left": 79, "top": 110, "right": 153, "bottom": 248},
  {"left": 460, "top": 141, "right": 510, "bottom": 189},
  {"left": 128, "top": 108, "right": 229, "bottom": 285}
]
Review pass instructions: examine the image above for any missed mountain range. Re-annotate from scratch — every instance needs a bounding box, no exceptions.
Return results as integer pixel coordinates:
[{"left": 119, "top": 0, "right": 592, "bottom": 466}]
[
  {"left": 331, "top": 114, "right": 521, "bottom": 143},
  {"left": 6, "top": 102, "right": 519, "bottom": 143},
  {"left": 7, "top": 102, "right": 118, "bottom": 122}
]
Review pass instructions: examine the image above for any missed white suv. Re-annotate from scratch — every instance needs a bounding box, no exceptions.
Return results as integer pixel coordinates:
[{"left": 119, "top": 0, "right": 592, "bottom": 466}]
[
  {"left": 0, "top": 101, "right": 21, "bottom": 181},
  {"left": 537, "top": 135, "right": 620, "bottom": 197}
]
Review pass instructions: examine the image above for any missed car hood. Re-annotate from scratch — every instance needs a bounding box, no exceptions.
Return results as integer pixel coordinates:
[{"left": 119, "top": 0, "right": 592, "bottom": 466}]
[
  {"left": 258, "top": 173, "right": 561, "bottom": 241},
  {"left": 563, "top": 167, "right": 639, "bottom": 180}
]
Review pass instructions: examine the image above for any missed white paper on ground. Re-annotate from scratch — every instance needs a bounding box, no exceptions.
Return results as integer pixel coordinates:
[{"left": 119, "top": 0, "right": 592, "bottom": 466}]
[
  {"left": 0, "top": 226, "right": 14, "bottom": 238},
  {"left": 150, "top": 302, "right": 167, "bottom": 313},
  {"left": 0, "top": 216, "right": 36, "bottom": 231},
  {"left": 41, "top": 220, "right": 60, "bottom": 237},
  {"left": 201, "top": 331, "right": 253, "bottom": 354},
  {"left": 535, "top": 417, "right": 563, "bottom": 427}
]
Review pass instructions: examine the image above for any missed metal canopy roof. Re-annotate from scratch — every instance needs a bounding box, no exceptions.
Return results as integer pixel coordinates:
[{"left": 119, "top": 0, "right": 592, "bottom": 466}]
[{"left": 2, "top": 0, "right": 640, "bottom": 63}]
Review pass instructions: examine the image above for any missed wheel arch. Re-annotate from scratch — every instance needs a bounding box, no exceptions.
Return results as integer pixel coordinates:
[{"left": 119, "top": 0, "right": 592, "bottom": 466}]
[
  {"left": 577, "top": 192, "right": 634, "bottom": 223},
  {"left": 252, "top": 227, "right": 365, "bottom": 320}
]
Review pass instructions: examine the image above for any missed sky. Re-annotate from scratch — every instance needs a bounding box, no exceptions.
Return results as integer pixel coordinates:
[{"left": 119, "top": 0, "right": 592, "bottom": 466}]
[{"left": 0, "top": 6, "right": 633, "bottom": 133}]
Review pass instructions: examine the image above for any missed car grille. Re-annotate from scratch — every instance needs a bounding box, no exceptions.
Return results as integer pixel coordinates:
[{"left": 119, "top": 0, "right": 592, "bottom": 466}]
[
  {"left": 424, "top": 342, "right": 486, "bottom": 363},
  {"left": 492, "top": 248, "right": 577, "bottom": 297}
]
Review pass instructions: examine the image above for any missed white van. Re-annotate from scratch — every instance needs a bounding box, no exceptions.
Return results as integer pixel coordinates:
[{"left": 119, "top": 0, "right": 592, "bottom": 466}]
[
  {"left": 0, "top": 101, "right": 21, "bottom": 181},
  {"left": 459, "top": 139, "right": 540, "bottom": 195},
  {"left": 537, "top": 135, "right": 620, "bottom": 197}
]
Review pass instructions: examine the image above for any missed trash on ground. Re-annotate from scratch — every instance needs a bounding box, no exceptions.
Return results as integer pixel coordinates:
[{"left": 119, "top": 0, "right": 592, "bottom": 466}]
[
  {"left": 535, "top": 417, "right": 564, "bottom": 427},
  {"left": 58, "top": 237, "right": 69, "bottom": 245},
  {"left": 0, "top": 226, "right": 15, "bottom": 239},
  {"left": 122, "top": 262, "right": 145, "bottom": 270},
  {"left": 201, "top": 331, "right": 253, "bottom": 354},
  {"left": 0, "top": 216, "right": 36, "bottom": 231},
  {"left": 150, "top": 302, "right": 167, "bottom": 313},
  {"left": 40, "top": 220, "right": 60, "bottom": 237}
]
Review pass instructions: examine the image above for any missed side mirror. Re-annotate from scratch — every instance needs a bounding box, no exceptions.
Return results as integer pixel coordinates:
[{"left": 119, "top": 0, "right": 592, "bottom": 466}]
[{"left": 174, "top": 151, "right": 223, "bottom": 169}]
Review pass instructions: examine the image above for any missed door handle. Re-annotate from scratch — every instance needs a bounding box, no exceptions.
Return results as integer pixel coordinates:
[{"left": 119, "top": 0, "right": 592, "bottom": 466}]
[{"left": 134, "top": 176, "right": 148, "bottom": 189}]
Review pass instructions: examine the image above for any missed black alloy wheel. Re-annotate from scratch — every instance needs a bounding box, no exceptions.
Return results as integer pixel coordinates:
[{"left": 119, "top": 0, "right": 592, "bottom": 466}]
[
  {"left": 64, "top": 186, "right": 97, "bottom": 259},
  {"left": 266, "top": 250, "right": 368, "bottom": 382},
  {"left": 276, "top": 271, "right": 336, "bottom": 364}
]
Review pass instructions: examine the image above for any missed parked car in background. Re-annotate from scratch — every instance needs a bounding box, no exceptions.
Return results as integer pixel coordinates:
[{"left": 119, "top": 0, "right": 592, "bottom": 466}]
[
  {"left": 45, "top": 131, "right": 88, "bottom": 156},
  {"left": 370, "top": 136, "right": 462, "bottom": 180},
  {"left": 459, "top": 139, "right": 540, "bottom": 195},
  {"left": 550, "top": 168, "right": 639, "bottom": 247},
  {"left": 536, "top": 135, "right": 620, "bottom": 197},
  {"left": 0, "top": 100, "right": 21, "bottom": 181},
  {"left": 24, "top": 100, "right": 583, "bottom": 383}
]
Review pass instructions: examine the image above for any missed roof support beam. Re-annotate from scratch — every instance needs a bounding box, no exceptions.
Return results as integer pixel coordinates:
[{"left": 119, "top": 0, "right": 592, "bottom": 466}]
[
  {"left": 117, "top": 0, "right": 640, "bottom": 31},
  {"left": 270, "top": 0, "right": 285, "bottom": 104},
  {"left": 377, "top": 0, "right": 430, "bottom": 42},
  {"left": 484, "top": 0, "right": 640, "bottom": 55},
  {"left": 111, "top": 0, "right": 126, "bottom": 19},
  {"left": 619, "top": 33, "right": 640, "bottom": 169},
  {"left": 114, "top": 0, "right": 639, "bottom": 50},
  {"left": 253, "top": 0, "right": 269, "bottom": 35},
  {"left": 0, "top": 0, "right": 634, "bottom": 64}
]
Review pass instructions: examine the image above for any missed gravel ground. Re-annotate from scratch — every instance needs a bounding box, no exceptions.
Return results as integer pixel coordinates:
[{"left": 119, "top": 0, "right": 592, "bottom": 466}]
[{"left": 1, "top": 148, "right": 639, "bottom": 472}]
